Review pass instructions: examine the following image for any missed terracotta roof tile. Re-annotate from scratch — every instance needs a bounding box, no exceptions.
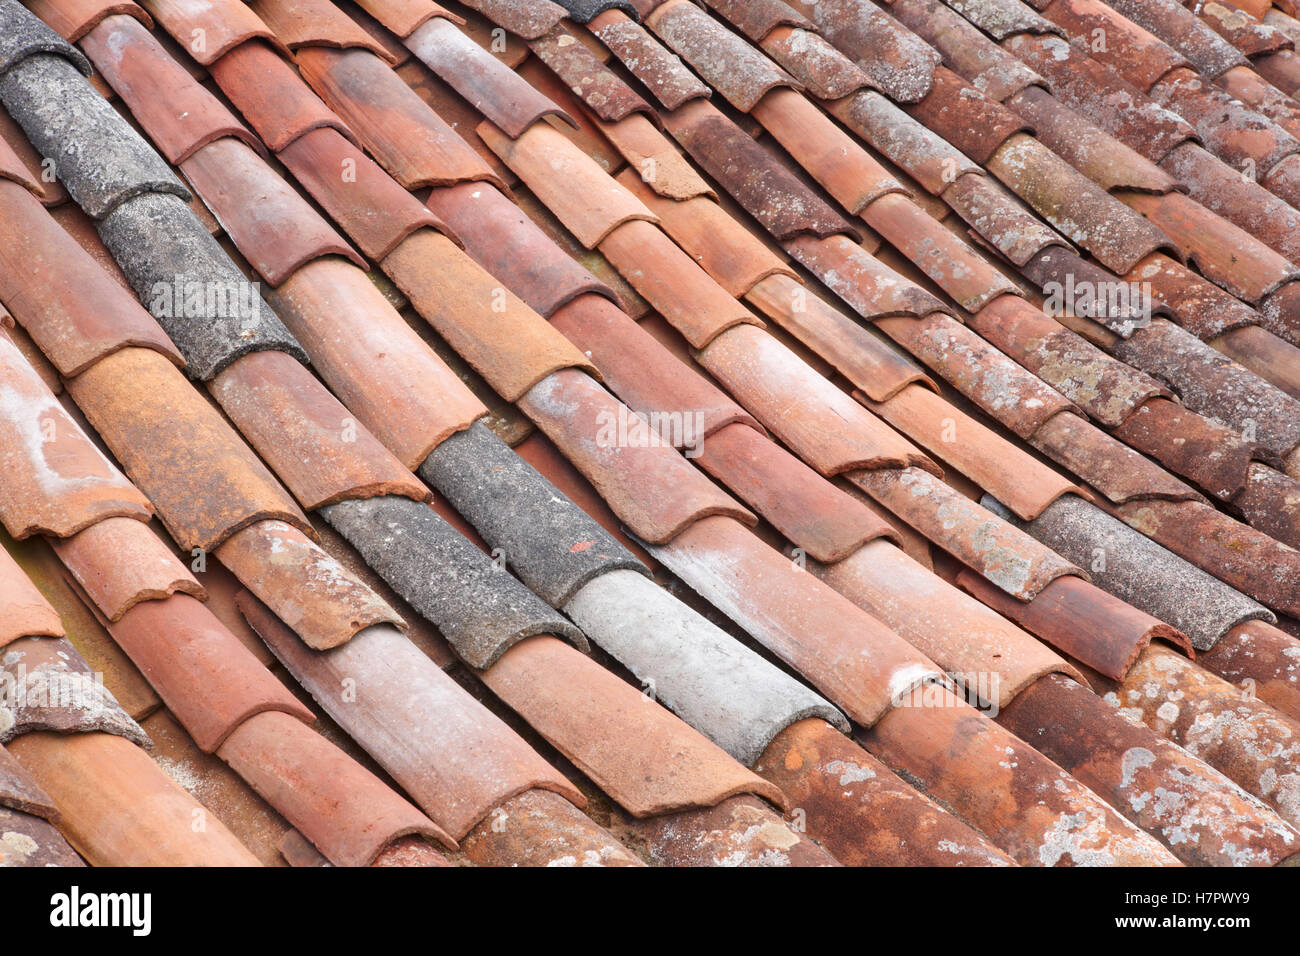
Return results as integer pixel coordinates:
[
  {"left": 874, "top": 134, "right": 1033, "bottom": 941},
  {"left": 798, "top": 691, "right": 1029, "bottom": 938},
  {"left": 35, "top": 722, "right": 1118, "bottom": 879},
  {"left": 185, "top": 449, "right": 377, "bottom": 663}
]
[
  {"left": 51, "top": 516, "right": 204, "bottom": 621},
  {"left": 217, "top": 710, "right": 455, "bottom": 865},
  {"left": 754, "top": 718, "right": 1015, "bottom": 865},
  {"left": 758, "top": 25, "right": 875, "bottom": 101},
  {"left": 207, "top": 39, "right": 355, "bottom": 151},
  {"left": 628, "top": 793, "right": 840, "bottom": 866},
  {"left": 251, "top": 0, "right": 398, "bottom": 61},
  {"left": 7, "top": 730, "right": 260, "bottom": 864},
  {"left": 937, "top": 0, "right": 1064, "bottom": 39},
  {"left": 351, "top": 0, "right": 461, "bottom": 36},
  {"left": 482, "top": 635, "right": 787, "bottom": 816},
  {"left": 862, "top": 683, "right": 1180, "bottom": 865},
  {"left": 0, "top": 742, "right": 60, "bottom": 822},
  {"left": 1107, "top": 0, "right": 1250, "bottom": 80},
  {"left": 66, "top": 347, "right": 312, "bottom": 550},
  {"left": 0, "top": 128, "right": 46, "bottom": 198},
  {"left": 0, "top": 334, "right": 154, "bottom": 540},
  {"left": 0, "top": 181, "right": 184, "bottom": 376},
  {"left": 266, "top": 257, "right": 487, "bottom": 468},
  {"left": 552, "top": 0, "right": 639, "bottom": 23},
  {"left": 453, "top": 0, "right": 567, "bottom": 39},
  {"left": 529, "top": 24, "right": 654, "bottom": 124},
  {"left": 180, "top": 138, "right": 366, "bottom": 284},
  {"left": 0, "top": 635, "right": 150, "bottom": 745},
  {"left": 904, "top": 67, "right": 1030, "bottom": 165},
  {"left": 1200, "top": 618, "right": 1300, "bottom": 721},
  {"left": 1214, "top": 323, "right": 1300, "bottom": 400},
  {"left": 459, "top": 788, "right": 641, "bottom": 866},
  {"left": 700, "top": 0, "right": 813, "bottom": 42},
  {"left": 518, "top": 369, "right": 756, "bottom": 542},
  {"left": 0, "top": 544, "right": 64, "bottom": 647},
  {"left": 139, "top": 0, "right": 290, "bottom": 64},
  {"left": 25, "top": 0, "right": 152, "bottom": 42},
  {"left": 405, "top": 15, "right": 574, "bottom": 136},
  {"left": 424, "top": 181, "right": 616, "bottom": 315},
  {"left": 589, "top": 8, "right": 712, "bottom": 109},
  {"left": 997, "top": 672, "right": 1300, "bottom": 866},
  {"left": 1041, "top": 0, "right": 1190, "bottom": 90},
  {"left": 81, "top": 15, "right": 262, "bottom": 165},
  {"left": 296, "top": 45, "right": 501, "bottom": 188},
  {"left": 645, "top": 0, "right": 801, "bottom": 113}
]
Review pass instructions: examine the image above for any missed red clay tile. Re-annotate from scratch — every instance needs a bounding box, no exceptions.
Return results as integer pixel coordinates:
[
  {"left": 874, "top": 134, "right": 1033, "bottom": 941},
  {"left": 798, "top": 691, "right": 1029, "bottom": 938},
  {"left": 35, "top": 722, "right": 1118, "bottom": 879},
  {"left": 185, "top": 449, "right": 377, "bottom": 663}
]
[
  {"left": 850, "top": 467, "right": 1083, "bottom": 600},
  {"left": 905, "top": 66, "right": 1030, "bottom": 164},
  {"left": 530, "top": 24, "right": 655, "bottom": 124},
  {"left": 1116, "top": 497, "right": 1300, "bottom": 618},
  {"left": 1218, "top": 64, "right": 1300, "bottom": 139},
  {"left": 0, "top": 742, "right": 59, "bottom": 821},
  {"left": 590, "top": 9, "right": 712, "bottom": 109},
  {"left": 759, "top": 26, "right": 874, "bottom": 101},
  {"left": 970, "top": 294, "right": 1171, "bottom": 428},
  {"left": 550, "top": 293, "right": 763, "bottom": 442},
  {"left": 0, "top": 544, "right": 63, "bottom": 648},
  {"left": 816, "top": 538, "right": 1083, "bottom": 705},
  {"left": 7, "top": 730, "right": 261, "bottom": 865},
  {"left": 664, "top": 98, "right": 861, "bottom": 242},
  {"left": 645, "top": 0, "right": 802, "bottom": 113},
  {"left": 249, "top": 0, "right": 399, "bottom": 61},
  {"left": 0, "top": 181, "right": 184, "bottom": 376},
  {"left": 751, "top": 89, "right": 907, "bottom": 217},
  {"left": 699, "top": 325, "right": 936, "bottom": 478},
  {"left": 1112, "top": 397, "right": 1269, "bottom": 501},
  {"left": 482, "top": 635, "right": 787, "bottom": 816},
  {"left": 754, "top": 718, "right": 1015, "bottom": 866},
  {"left": 66, "top": 347, "right": 311, "bottom": 551},
  {"left": 790, "top": 0, "right": 942, "bottom": 103},
  {"left": 599, "top": 221, "right": 765, "bottom": 348},
  {"left": 141, "top": 0, "right": 291, "bottom": 64},
  {"left": 207, "top": 39, "right": 356, "bottom": 152},
  {"left": 1125, "top": 252, "right": 1260, "bottom": 340},
  {"left": 0, "top": 335, "right": 154, "bottom": 540},
  {"left": 296, "top": 46, "right": 501, "bottom": 188},
  {"left": 52, "top": 516, "right": 204, "bottom": 621},
  {"left": 0, "top": 134, "right": 45, "bottom": 199},
  {"left": 266, "top": 257, "right": 486, "bottom": 468},
  {"left": 866, "top": 384, "right": 1082, "bottom": 520},
  {"left": 211, "top": 349, "right": 429, "bottom": 510},
  {"left": 1101, "top": 644, "right": 1300, "bottom": 830},
  {"left": 217, "top": 710, "right": 455, "bottom": 865},
  {"left": 454, "top": 0, "right": 567, "bottom": 39},
  {"left": 703, "top": 0, "right": 813, "bottom": 41},
  {"left": 1214, "top": 324, "right": 1300, "bottom": 400},
  {"left": 0, "top": 105, "right": 68, "bottom": 207},
  {"left": 241, "top": 594, "right": 587, "bottom": 837},
  {"left": 385, "top": 229, "right": 600, "bottom": 399},
  {"left": 599, "top": 113, "right": 716, "bottom": 202},
  {"left": 862, "top": 687, "right": 1181, "bottom": 865},
  {"left": 745, "top": 273, "right": 936, "bottom": 402},
  {"left": 215, "top": 519, "right": 405, "bottom": 648},
  {"left": 862, "top": 194, "right": 1024, "bottom": 312},
  {"left": 108, "top": 592, "right": 316, "bottom": 750},
  {"left": 649, "top": 514, "right": 946, "bottom": 727},
  {"left": 1256, "top": 46, "right": 1300, "bottom": 93},
  {"left": 460, "top": 788, "right": 642, "bottom": 866},
  {"left": 424, "top": 181, "right": 616, "bottom": 316},
  {"left": 1200, "top": 618, "right": 1300, "bottom": 721},
  {"left": 626, "top": 793, "right": 838, "bottom": 866},
  {"left": 180, "top": 139, "right": 366, "bottom": 285},
  {"left": 696, "top": 421, "right": 897, "bottom": 562},
  {"left": 352, "top": 0, "right": 461, "bottom": 37},
  {"left": 479, "top": 118, "right": 657, "bottom": 248},
  {"left": 518, "top": 369, "right": 756, "bottom": 542},
  {"left": 958, "top": 570, "right": 1189, "bottom": 680},
  {"left": 80, "top": 16, "right": 263, "bottom": 165},
  {"left": 997, "top": 671, "right": 1299, "bottom": 866},
  {"left": 279, "top": 128, "right": 454, "bottom": 262},
  {"left": 25, "top": 0, "right": 153, "bottom": 41},
  {"left": 1042, "top": 0, "right": 1189, "bottom": 91},
  {"left": 405, "top": 15, "right": 575, "bottom": 137},
  {"left": 783, "top": 234, "right": 950, "bottom": 322}
]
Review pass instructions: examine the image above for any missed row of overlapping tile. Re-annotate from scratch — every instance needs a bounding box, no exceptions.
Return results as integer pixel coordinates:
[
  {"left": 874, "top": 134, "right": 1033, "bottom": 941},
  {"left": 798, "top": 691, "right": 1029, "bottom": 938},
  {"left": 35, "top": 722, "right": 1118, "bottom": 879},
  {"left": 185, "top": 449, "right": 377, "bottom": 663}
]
[{"left": 0, "top": 0, "right": 1299, "bottom": 865}]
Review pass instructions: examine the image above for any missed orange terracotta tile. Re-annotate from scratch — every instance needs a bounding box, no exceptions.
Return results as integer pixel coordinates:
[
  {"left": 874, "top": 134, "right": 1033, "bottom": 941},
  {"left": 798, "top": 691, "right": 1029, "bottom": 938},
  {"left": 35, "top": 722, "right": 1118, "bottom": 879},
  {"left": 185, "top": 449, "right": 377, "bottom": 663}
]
[
  {"left": 214, "top": 519, "right": 405, "bottom": 649},
  {"left": 66, "top": 347, "right": 311, "bottom": 551},
  {"left": 8, "top": 730, "right": 261, "bottom": 865},
  {"left": 217, "top": 710, "right": 455, "bottom": 865},
  {"left": 250, "top": 0, "right": 399, "bottom": 62},
  {"left": 461, "top": 788, "right": 642, "bottom": 866},
  {"left": 0, "top": 544, "right": 63, "bottom": 648},
  {"left": 141, "top": 0, "right": 291, "bottom": 64},
  {"left": 481, "top": 635, "right": 787, "bottom": 817},
  {"left": 52, "top": 516, "right": 204, "bottom": 621},
  {"left": 25, "top": 0, "right": 153, "bottom": 41},
  {"left": 211, "top": 349, "right": 429, "bottom": 510},
  {"left": 590, "top": 9, "right": 712, "bottom": 109},
  {"left": 518, "top": 369, "right": 756, "bottom": 543},
  {"left": 296, "top": 46, "right": 501, "bottom": 189},
  {"left": 0, "top": 334, "right": 154, "bottom": 541},
  {"left": 266, "top": 256, "right": 487, "bottom": 469},
  {"left": 352, "top": 0, "right": 461, "bottom": 37},
  {"left": 598, "top": 112, "right": 715, "bottom": 202},
  {"left": 906, "top": 66, "right": 1030, "bottom": 164},
  {"left": 384, "top": 228, "right": 600, "bottom": 400}
]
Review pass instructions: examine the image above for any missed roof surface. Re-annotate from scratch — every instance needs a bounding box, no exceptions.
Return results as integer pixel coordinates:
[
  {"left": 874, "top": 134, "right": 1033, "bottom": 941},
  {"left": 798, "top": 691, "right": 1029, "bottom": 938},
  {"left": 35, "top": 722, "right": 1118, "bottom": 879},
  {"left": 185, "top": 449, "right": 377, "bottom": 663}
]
[{"left": 2, "top": 0, "right": 1300, "bottom": 868}]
